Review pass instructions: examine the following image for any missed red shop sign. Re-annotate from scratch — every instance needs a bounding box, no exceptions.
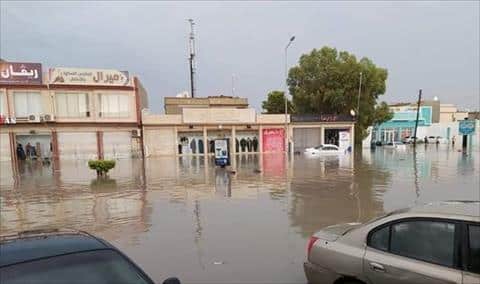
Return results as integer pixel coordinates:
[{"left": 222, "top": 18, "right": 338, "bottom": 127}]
[{"left": 262, "top": 128, "right": 285, "bottom": 152}]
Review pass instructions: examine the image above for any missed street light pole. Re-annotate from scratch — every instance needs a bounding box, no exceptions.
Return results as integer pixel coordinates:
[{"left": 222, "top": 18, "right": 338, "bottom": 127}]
[
  {"left": 284, "top": 36, "right": 295, "bottom": 154},
  {"left": 356, "top": 72, "right": 363, "bottom": 119}
]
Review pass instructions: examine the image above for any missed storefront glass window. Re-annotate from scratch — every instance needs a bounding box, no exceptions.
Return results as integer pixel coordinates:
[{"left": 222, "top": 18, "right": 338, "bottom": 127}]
[
  {"left": 14, "top": 92, "right": 41, "bottom": 117},
  {"left": 55, "top": 93, "right": 89, "bottom": 118}
]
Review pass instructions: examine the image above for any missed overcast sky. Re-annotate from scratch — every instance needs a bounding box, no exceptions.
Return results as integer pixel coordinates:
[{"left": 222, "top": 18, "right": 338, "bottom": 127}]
[{"left": 1, "top": 1, "right": 479, "bottom": 112}]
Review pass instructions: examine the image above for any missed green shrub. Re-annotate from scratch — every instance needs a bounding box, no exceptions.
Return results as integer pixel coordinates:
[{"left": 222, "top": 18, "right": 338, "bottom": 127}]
[{"left": 88, "top": 159, "right": 116, "bottom": 176}]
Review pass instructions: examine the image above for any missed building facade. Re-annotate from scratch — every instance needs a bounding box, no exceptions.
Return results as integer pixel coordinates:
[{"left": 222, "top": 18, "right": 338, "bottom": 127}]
[
  {"left": 371, "top": 99, "right": 477, "bottom": 145},
  {"left": 143, "top": 106, "right": 355, "bottom": 157},
  {"left": 373, "top": 104, "right": 433, "bottom": 143},
  {"left": 0, "top": 61, "right": 148, "bottom": 172}
]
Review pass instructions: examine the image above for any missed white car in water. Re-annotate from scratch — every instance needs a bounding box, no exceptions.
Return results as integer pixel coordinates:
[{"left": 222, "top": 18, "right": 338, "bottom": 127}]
[
  {"left": 384, "top": 141, "right": 407, "bottom": 150},
  {"left": 304, "top": 144, "right": 344, "bottom": 155}
]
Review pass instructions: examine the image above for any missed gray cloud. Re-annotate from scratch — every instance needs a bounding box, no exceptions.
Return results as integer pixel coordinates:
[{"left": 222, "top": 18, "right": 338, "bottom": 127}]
[{"left": 1, "top": 1, "right": 479, "bottom": 112}]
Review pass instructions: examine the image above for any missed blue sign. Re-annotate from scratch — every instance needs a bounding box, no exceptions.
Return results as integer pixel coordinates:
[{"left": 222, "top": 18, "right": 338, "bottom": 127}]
[{"left": 459, "top": 120, "right": 476, "bottom": 135}]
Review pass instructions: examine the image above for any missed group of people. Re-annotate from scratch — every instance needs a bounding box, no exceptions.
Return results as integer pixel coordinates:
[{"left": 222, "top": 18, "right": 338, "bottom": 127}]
[{"left": 16, "top": 142, "right": 38, "bottom": 160}]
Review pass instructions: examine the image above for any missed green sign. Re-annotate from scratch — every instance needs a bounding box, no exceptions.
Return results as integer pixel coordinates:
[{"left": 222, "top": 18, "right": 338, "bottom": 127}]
[{"left": 459, "top": 120, "right": 476, "bottom": 135}]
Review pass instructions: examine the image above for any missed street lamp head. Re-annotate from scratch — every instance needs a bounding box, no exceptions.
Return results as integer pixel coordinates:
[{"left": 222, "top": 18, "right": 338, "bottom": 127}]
[
  {"left": 350, "top": 109, "right": 356, "bottom": 117},
  {"left": 290, "top": 36, "right": 296, "bottom": 42}
]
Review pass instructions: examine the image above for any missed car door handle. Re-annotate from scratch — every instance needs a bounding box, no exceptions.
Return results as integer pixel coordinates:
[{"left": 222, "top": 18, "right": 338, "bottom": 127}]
[{"left": 370, "top": 262, "right": 385, "bottom": 272}]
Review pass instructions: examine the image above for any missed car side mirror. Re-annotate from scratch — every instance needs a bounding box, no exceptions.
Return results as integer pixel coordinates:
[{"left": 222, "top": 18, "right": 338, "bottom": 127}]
[{"left": 162, "top": 277, "right": 181, "bottom": 284}]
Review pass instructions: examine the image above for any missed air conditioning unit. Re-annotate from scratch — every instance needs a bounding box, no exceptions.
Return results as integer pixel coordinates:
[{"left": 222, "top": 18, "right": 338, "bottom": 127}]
[
  {"left": 15, "top": 117, "right": 28, "bottom": 122},
  {"left": 131, "top": 129, "right": 141, "bottom": 138},
  {"left": 28, "top": 114, "right": 40, "bottom": 123},
  {"left": 6, "top": 117, "right": 16, "bottom": 124},
  {"left": 42, "top": 114, "right": 55, "bottom": 122}
]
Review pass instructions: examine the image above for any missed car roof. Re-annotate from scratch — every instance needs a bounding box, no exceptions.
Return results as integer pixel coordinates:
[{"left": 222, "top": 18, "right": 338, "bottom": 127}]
[
  {"left": 401, "top": 201, "right": 480, "bottom": 218},
  {"left": 322, "top": 144, "right": 338, "bottom": 148},
  {"left": 0, "top": 229, "right": 111, "bottom": 267}
]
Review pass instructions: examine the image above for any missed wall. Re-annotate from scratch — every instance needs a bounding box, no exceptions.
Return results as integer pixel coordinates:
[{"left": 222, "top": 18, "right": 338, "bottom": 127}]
[
  {"left": 256, "top": 114, "right": 288, "bottom": 124},
  {"left": 142, "top": 114, "right": 182, "bottom": 125},
  {"left": 143, "top": 127, "right": 176, "bottom": 156},
  {"left": 182, "top": 108, "right": 256, "bottom": 124},
  {"left": 0, "top": 133, "right": 11, "bottom": 162}
]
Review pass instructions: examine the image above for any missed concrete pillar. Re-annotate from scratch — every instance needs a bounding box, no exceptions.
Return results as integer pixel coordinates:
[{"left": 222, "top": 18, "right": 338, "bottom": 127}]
[
  {"left": 231, "top": 126, "right": 236, "bottom": 170},
  {"left": 258, "top": 126, "right": 263, "bottom": 153},
  {"left": 96, "top": 131, "right": 104, "bottom": 160},
  {"left": 320, "top": 126, "right": 325, "bottom": 145},
  {"left": 231, "top": 126, "right": 236, "bottom": 155},
  {"left": 51, "top": 130, "right": 60, "bottom": 172},
  {"left": 351, "top": 125, "right": 355, "bottom": 153},
  {"left": 203, "top": 126, "right": 208, "bottom": 158},
  {"left": 174, "top": 126, "right": 178, "bottom": 156},
  {"left": 8, "top": 132, "right": 18, "bottom": 177}
]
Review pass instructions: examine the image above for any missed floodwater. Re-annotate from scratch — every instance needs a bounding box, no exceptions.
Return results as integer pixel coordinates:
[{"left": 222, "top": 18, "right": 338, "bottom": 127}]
[{"left": 1, "top": 146, "right": 479, "bottom": 283}]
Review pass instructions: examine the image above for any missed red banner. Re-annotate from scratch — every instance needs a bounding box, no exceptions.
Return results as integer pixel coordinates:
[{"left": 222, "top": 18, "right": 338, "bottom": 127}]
[{"left": 262, "top": 128, "right": 285, "bottom": 152}]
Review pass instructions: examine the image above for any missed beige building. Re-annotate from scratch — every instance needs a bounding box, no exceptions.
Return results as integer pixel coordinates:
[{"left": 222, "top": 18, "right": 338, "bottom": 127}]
[
  {"left": 389, "top": 100, "right": 468, "bottom": 123},
  {"left": 439, "top": 103, "right": 469, "bottom": 123},
  {"left": 0, "top": 61, "right": 148, "bottom": 173},
  {"left": 143, "top": 100, "right": 355, "bottom": 158}
]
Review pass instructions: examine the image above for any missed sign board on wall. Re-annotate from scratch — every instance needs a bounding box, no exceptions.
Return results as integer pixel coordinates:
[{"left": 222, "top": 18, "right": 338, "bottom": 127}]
[
  {"left": 49, "top": 67, "right": 131, "bottom": 86},
  {"left": 339, "top": 131, "right": 351, "bottom": 150},
  {"left": 459, "top": 120, "right": 475, "bottom": 135},
  {"left": 262, "top": 128, "right": 285, "bottom": 152},
  {"left": 0, "top": 62, "right": 43, "bottom": 85}
]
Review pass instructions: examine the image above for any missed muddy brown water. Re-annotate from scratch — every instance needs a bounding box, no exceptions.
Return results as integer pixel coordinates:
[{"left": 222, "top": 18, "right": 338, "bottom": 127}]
[{"left": 1, "top": 146, "right": 479, "bottom": 283}]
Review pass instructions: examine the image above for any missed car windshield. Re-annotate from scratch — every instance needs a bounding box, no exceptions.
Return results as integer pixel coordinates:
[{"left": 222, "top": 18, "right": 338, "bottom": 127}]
[{"left": 0, "top": 249, "right": 151, "bottom": 284}]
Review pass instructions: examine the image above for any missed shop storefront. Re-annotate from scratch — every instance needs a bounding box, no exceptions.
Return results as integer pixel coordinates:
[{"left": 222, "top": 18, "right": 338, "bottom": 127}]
[{"left": 291, "top": 114, "right": 355, "bottom": 152}]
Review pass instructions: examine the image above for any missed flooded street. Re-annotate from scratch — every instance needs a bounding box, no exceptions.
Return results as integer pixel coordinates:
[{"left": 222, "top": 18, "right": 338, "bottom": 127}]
[{"left": 1, "top": 147, "right": 479, "bottom": 283}]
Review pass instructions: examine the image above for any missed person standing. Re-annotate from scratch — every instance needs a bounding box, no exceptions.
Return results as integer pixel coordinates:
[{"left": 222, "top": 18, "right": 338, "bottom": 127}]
[
  {"left": 16, "top": 143, "right": 26, "bottom": 160},
  {"left": 25, "top": 142, "right": 32, "bottom": 158},
  {"left": 452, "top": 136, "right": 456, "bottom": 147}
]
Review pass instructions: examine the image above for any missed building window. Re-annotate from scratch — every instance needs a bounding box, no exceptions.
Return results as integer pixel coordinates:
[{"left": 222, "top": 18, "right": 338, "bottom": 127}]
[
  {"left": 468, "top": 225, "right": 480, "bottom": 274},
  {"left": 391, "top": 220, "right": 455, "bottom": 267},
  {"left": 98, "top": 94, "right": 130, "bottom": 118},
  {"left": 14, "top": 92, "right": 41, "bottom": 117},
  {"left": 55, "top": 93, "right": 89, "bottom": 118}
]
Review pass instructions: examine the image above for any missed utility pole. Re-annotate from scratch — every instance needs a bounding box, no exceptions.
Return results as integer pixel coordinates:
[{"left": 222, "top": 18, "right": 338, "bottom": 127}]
[
  {"left": 284, "top": 36, "right": 295, "bottom": 154},
  {"left": 188, "top": 19, "right": 196, "bottom": 98},
  {"left": 356, "top": 72, "right": 363, "bottom": 119},
  {"left": 231, "top": 74, "right": 235, "bottom": 96},
  {"left": 413, "top": 89, "right": 422, "bottom": 147}
]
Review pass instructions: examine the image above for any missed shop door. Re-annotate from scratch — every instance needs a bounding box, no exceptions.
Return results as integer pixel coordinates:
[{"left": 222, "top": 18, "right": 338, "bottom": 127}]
[{"left": 293, "top": 128, "right": 321, "bottom": 152}]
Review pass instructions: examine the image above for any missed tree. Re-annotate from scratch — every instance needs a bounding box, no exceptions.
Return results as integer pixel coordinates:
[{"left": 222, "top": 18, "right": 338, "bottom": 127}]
[
  {"left": 262, "top": 90, "right": 294, "bottom": 114},
  {"left": 372, "top": 101, "right": 394, "bottom": 125},
  {"left": 287, "top": 46, "right": 389, "bottom": 144}
]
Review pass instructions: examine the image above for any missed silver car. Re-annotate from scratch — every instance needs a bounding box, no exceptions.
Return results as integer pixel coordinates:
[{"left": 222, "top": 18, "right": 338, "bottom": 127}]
[{"left": 304, "top": 201, "right": 480, "bottom": 284}]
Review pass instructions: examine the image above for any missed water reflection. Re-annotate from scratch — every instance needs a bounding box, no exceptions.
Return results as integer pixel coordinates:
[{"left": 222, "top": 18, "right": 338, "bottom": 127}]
[{"left": 0, "top": 148, "right": 478, "bottom": 283}]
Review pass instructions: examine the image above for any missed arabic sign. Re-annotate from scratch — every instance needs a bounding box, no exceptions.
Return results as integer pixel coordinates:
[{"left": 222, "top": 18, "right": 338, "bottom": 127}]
[
  {"left": 291, "top": 114, "right": 355, "bottom": 123},
  {"left": 0, "top": 62, "right": 43, "bottom": 85},
  {"left": 459, "top": 120, "right": 476, "bottom": 135},
  {"left": 339, "top": 131, "right": 351, "bottom": 150},
  {"left": 49, "top": 67, "right": 131, "bottom": 86}
]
